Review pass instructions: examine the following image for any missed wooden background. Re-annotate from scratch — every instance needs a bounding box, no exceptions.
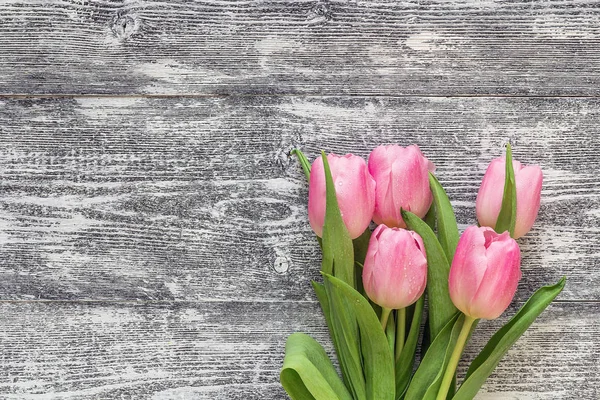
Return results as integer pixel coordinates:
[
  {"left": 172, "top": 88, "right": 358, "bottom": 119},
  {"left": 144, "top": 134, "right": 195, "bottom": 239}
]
[{"left": 1, "top": 1, "right": 599, "bottom": 399}]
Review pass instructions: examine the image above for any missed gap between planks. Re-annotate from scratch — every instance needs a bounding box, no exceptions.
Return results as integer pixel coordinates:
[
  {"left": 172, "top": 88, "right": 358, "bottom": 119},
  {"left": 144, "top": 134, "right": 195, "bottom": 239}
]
[
  {"left": 0, "top": 299, "right": 596, "bottom": 304},
  {"left": 5, "top": 93, "right": 600, "bottom": 99}
]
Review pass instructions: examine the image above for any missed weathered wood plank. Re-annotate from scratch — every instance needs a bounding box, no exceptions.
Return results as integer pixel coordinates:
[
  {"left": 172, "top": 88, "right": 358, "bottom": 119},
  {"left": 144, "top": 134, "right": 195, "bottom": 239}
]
[
  {"left": 2, "top": 1, "right": 600, "bottom": 95},
  {"left": 1, "top": 96, "right": 598, "bottom": 301},
  {"left": 0, "top": 301, "right": 596, "bottom": 399}
]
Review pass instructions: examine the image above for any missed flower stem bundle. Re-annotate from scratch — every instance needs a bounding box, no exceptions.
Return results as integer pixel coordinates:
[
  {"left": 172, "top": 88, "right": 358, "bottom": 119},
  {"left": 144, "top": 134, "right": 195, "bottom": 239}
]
[{"left": 281, "top": 145, "right": 565, "bottom": 400}]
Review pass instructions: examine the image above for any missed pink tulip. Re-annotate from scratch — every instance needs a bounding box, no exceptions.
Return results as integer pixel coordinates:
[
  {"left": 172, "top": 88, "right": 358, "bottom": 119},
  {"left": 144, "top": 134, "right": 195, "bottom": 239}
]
[
  {"left": 362, "top": 224, "right": 428, "bottom": 310},
  {"left": 449, "top": 226, "right": 522, "bottom": 320},
  {"left": 308, "top": 153, "right": 376, "bottom": 239},
  {"left": 476, "top": 157, "right": 543, "bottom": 239},
  {"left": 368, "top": 145, "right": 435, "bottom": 228}
]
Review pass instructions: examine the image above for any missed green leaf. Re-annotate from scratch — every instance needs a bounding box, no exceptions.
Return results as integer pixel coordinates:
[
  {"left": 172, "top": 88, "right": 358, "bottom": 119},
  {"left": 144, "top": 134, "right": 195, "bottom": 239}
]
[
  {"left": 281, "top": 333, "right": 354, "bottom": 400},
  {"left": 321, "top": 152, "right": 355, "bottom": 287},
  {"left": 424, "top": 176, "right": 461, "bottom": 399},
  {"left": 424, "top": 203, "right": 436, "bottom": 232},
  {"left": 419, "top": 314, "right": 431, "bottom": 365},
  {"left": 312, "top": 282, "right": 334, "bottom": 339},
  {"left": 422, "top": 316, "right": 466, "bottom": 400},
  {"left": 324, "top": 274, "right": 396, "bottom": 400},
  {"left": 312, "top": 282, "right": 346, "bottom": 386},
  {"left": 454, "top": 278, "right": 566, "bottom": 400},
  {"left": 353, "top": 228, "right": 371, "bottom": 267},
  {"left": 402, "top": 210, "right": 457, "bottom": 341},
  {"left": 404, "top": 313, "right": 462, "bottom": 400},
  {"left": 291, "top": 149, "right": 312, "bottom": 182},
  {"left": 324, "top": 276, "right": 366, "bottom": 400},
  {"left": 429, "top": 173, "right": 459, "bottom": 263},
  {"left": 494, "top": 143, "right": 517, "bottom": 237},
  {"left": 395, "top": 295, "right": 425, "bottom": 400},
  {"left": 353, "top": 228, "right": 372, "bottom": 298}
]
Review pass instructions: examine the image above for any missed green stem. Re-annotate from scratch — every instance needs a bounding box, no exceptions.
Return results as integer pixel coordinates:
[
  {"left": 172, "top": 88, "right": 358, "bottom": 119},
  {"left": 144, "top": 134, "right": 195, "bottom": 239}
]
[
  {"left": 380, "top": 307, "right": 392, "bottom": 330},
  {"left": 395, "top": 307, "right": 406, "bottom": 362},
  {"left": 436, "top": 315, "right": 477, "bottom": 400},
  {"left": 386, "top": 312, "right": 395, "bottom": 357}
]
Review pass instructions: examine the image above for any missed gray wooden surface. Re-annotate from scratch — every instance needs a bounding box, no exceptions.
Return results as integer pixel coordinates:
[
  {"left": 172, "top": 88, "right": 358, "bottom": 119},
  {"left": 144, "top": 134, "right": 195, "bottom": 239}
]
[{"left": 0, "top": 1, "right": 598, "bottom": 399}]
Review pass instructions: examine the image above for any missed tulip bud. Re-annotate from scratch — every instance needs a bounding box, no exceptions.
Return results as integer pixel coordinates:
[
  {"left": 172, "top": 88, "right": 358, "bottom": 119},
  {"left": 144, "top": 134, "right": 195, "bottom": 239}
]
[
  {"left": 362, "top": 224, "right": 427, "bottom": 310},
  {"left": 368, "top": 145, "right": 435, "bottom": 228},
  {"left": 308, "top": 153, "right": 376, "bottom": 239},
  {"left": 449, "top": 226, "right": 521, "bottom": 320},
  {"left": 476, "top": 157, "right": 543, "bottom": 239}
]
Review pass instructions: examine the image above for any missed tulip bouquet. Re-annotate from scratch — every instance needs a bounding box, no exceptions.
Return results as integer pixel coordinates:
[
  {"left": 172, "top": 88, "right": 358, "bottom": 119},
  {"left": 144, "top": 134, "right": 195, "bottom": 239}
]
[{"left": 280, "top": 144, "right": 565, "bottom": 400}]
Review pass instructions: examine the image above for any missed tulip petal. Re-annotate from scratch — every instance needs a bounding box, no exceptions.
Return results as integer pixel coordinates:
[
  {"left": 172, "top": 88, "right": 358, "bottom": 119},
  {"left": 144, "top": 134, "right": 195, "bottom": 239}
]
[
  {"left": 308, "top": 156, "right": 327, "bottom": 238},
  {"left": 362, "top": 225, "right": 428, "bottom": 310},
  {"left": 448, "top": 226, "right": 489, "bottom": 318},
  {"left": 476, "top": 145, "right": 542, "bottom": 239},
  {"left": 369, "top": 145, "right": 433, "bottom": 228},
  {"left": 476, "top": 158, "right": 505, "bottom": 229},
  {"left": 309, "top": 153, "right": 375, "bottom": 240},
  {"left": 449, "top": 226, "right": 522, "bottom": 321},
  {"left": 514, "top": 165, "right": 543, "bottom": 238},
  {"left": 469, "top": 235, "right": 521, "bottom": 320}
]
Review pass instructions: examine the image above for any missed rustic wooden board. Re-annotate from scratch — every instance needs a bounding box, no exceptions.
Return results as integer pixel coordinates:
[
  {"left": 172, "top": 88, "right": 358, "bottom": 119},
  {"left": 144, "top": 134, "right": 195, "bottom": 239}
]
[
  {"left": 1, "top": 96, "right": 598, "bottom": 302},
  {"left": 2, "top": 1, "right": 597, "bottom": 398},
  {"left": 0, "top": 301, "right": 597, "bottom": 399},
  {"left": 3, "top": 0, "right": 600, "bottom": 95}
]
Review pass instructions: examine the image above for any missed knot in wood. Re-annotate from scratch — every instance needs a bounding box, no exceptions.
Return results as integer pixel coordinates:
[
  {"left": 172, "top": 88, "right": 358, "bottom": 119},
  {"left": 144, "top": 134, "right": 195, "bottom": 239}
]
[
  {"left": 307, "top": 2, "right": 332, "bottom": 26},
  {"left": 111, "top": 11, "right": 141, "bottom": 40},
  {"left": 273, "top": 255, "right": 290, "bottom": 274}
]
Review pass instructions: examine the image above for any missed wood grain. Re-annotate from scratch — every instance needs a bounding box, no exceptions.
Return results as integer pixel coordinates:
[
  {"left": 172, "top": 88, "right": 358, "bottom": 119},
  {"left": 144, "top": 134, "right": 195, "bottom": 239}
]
[
  {"left": 0, "top": 301, "right": 596, "bottom": 399},
  {"left": 1, "top": 96, "right": 598, "bottom": 302},
  {"left": 2, "top": 0, "right": 600, "bottom": 96},
  {"left": 2, "top": 1, "right": 597, "bottom": 398}
]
